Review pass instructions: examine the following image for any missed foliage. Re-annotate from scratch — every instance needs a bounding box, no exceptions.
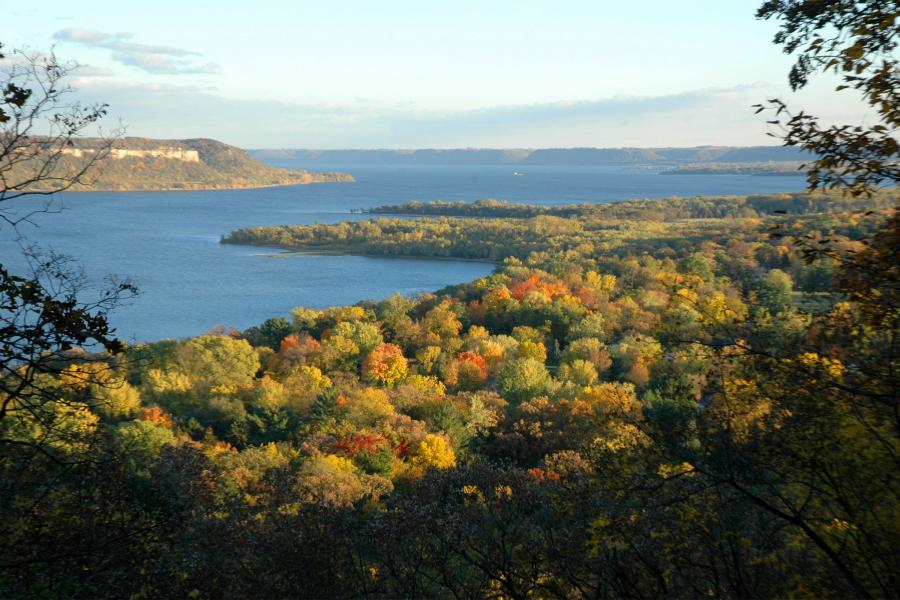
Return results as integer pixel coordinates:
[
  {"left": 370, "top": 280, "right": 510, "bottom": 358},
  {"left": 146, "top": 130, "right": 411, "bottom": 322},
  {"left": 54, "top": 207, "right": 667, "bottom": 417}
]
[
  {"left": 4, "top": 6, "right": 900, "bottom": 594},
  {"left": 755, "top": 0, "right": 900, "bottom": 195},
  {"left": 362, "top": 343, "right": 409, "bottom": 387},
  {"left": 361, "top": 191, "right": 896, "bottom": 221},
  {"left": 6, "top": 193, "right": 900, "bottom": 597},
  {"left": 495, "top": 357, "right": 553, "bottom": 404},
  {"left": 0, "top": 46, "right": 115, "bottom": 212},
  {"left": 413, "top": 433, "right": 456, "bottom": 469},
  {"left": 177, "top": 334, "right": 260, "bottom": 390}
]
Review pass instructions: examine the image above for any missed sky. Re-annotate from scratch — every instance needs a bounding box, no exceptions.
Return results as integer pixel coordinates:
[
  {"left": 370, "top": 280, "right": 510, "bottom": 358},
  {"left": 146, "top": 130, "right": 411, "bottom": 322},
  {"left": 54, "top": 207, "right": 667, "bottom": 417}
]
[{"left": 4, "top": 1, "right": 875, "bottom": 149}]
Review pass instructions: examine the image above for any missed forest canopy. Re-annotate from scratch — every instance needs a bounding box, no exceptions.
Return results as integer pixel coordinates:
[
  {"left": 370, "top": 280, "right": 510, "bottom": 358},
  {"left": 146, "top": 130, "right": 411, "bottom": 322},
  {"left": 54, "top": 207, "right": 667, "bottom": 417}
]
[{"left": 5, "top": 186, "right": 899, "bottom": 597}]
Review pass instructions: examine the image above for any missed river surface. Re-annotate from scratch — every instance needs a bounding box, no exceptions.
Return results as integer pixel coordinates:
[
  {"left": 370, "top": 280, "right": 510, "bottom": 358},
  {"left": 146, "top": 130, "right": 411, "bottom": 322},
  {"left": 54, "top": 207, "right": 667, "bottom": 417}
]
[{"left": 0, "top": 162, "right": 806, "bottom": 342}]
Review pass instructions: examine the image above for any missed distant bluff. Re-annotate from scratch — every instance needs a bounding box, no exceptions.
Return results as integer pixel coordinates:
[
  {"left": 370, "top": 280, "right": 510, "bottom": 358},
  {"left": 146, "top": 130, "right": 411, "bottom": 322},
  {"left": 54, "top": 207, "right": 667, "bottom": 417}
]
[
  {"left": 46, "top": 137, "right": 354, "bottom": 191},
  {"left": 250, "top": 145, "right": 806, "bottom": 166}
]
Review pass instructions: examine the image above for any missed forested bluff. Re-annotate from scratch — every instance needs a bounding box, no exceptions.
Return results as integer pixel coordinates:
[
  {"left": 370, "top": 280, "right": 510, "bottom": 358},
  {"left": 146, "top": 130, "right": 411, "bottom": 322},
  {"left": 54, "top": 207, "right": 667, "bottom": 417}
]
[
  {"left": 13, "top": 137, "right": 353, "bottom": 191},
  {"left": 5, "top": 189, "right": 897, "bottom": 597}
]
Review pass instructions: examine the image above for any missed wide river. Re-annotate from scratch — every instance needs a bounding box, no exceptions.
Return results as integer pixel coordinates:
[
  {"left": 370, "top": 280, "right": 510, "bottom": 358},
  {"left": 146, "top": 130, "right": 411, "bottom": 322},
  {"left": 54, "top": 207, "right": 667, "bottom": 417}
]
[{"left": 0, "top": 162, "right": 807, "bottom": 342}]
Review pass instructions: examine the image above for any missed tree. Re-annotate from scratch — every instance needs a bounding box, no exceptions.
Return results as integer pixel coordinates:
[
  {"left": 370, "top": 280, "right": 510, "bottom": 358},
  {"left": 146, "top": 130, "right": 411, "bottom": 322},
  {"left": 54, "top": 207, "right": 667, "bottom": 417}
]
[
  {"left": 254, "top": 316, "right": 292, "bottom": 349},
  {"left": 495, "top": 357, "right": 552, "bottom": 404},
  {"left": 0, "top": 249, "right": 135, "bottom": 433},
  {"left": 176, "top": 334, "right": 260, "bottom": 390},
  {"left": 557, "top": 359, "right": 598, "bottom": 387},
  {"left": 1, "top": 43, "right": 129, "bottom": 432},
  {"left": 754, "top": 268, "right": 794, "bottom": 314},
  {"left": 413, "top": 433, "right": 456, "bottom": 469},
  {"left": 362, "top": 343, "right": 408, "bottom": 387},
  {"left": 756, "top": 1, "right": 900, "bottom": 196},
  {"left": 1, "top": 49, "right": 140, "bottom": 592},
  {"left": 653, "top": 7, "right": 900, "bottom": 593},
  {"left": 451, "top": 351, "right": 488, "bottom": 391},
  {"left": 1, "top": 44, "right": 118, "bottom": 222},
  {"left": 332, "top": 320, "right": 383, "bottom": 355}
]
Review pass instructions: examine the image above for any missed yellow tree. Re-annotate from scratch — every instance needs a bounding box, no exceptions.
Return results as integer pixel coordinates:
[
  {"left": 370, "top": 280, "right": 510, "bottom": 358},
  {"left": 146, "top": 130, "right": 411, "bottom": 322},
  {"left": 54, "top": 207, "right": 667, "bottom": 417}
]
[{"left": 363, "top": 343, "right": 409, "bottom": 387}]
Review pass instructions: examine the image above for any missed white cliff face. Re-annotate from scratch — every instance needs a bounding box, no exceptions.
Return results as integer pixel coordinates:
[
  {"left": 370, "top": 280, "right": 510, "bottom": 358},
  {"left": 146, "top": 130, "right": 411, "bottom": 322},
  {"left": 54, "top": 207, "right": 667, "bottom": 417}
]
[{"left": 62, "top": 147, "right": 200, "bottom": 162}]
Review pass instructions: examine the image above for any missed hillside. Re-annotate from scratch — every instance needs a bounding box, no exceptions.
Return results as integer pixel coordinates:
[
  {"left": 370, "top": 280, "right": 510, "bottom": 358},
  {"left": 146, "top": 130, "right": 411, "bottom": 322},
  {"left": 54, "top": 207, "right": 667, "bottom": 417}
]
[
  {"left": 18, "top": 137, "right": 354, "bottom": 191},
  {"left": 249, "top": 145, "right": 808, "bottom": 166}
]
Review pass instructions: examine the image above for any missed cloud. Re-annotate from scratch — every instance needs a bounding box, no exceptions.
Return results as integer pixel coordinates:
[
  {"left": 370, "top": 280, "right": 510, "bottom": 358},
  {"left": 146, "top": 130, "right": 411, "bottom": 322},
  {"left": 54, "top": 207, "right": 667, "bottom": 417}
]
[
  {"left": 395, "top": 86, "right": 765, "bottom": 134},
  {"left": 53, "top": 28, "right": 218, "bottom": 75},
  {"left": 73, "top": 64, "right": 115, "bottom": 78},
  {"left": 112, "top": 52, "right": 217, "bottom": 75},
  {"left": 68, "top": 79, "right": 784, "bottom": 148}
]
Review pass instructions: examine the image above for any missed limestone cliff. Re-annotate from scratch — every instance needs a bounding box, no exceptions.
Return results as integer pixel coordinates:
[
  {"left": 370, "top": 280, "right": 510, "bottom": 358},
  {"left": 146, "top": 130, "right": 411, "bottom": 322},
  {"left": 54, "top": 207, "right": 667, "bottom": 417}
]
[{"left": 19, "top": 137, "right": 354, "bottom": 191}]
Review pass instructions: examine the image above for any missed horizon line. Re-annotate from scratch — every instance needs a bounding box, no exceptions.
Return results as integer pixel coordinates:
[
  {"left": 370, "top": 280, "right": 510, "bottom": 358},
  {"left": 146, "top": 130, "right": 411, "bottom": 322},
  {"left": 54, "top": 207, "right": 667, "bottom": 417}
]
[{"left": 245, "top": 144, "right": 793, "bottom": 151}]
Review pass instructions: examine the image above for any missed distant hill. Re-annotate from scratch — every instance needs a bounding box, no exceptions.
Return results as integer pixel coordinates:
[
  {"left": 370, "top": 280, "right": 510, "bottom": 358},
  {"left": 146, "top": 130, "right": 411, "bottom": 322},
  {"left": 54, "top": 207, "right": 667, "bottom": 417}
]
[
  {"left": 249, "top": 146, "right": 808, "bottom": 167},
  {"left": 21, "top": 137, "right": 354, "bottom": 191}
]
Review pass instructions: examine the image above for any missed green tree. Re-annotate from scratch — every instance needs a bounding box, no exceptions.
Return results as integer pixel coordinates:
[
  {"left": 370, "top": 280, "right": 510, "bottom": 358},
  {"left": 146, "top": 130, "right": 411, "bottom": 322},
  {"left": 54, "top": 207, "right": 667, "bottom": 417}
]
[
  {"left": 754, "top": 268, "right": 794, "bottom": 314},
  {"left": 332, "top": 320, "right": 383, "bottom": 355},
  {"left": 683, "top": 252, "right": 714, "bottom": 281},
  {"left": 495, "top": 357, "right": 552, "bottom": 404},
  {"left": 557, "top": 359, "right": 598, "bottom": 388},
  {"left": 316, "top": 334, "right": 361, "bottom": 372},
  {"left": 114, "top": 419, "right": 176, "bottom": 457},
  {"left": 177, "top": 334, "right": 260, "bottom": 389},
  {"left": 256, "top": 317, "right": 293, "bottom": 349}
]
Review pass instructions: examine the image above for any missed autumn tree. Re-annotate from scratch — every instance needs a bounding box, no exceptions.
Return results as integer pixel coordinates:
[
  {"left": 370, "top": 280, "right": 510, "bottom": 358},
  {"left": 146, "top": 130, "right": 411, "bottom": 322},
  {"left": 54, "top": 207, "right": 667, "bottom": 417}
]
[
  {"left": 413, "top": 433, "right": 456, "bottom": 469},
  {"left": 756, "top": 0, "right": 900, "bottom": 196},
  {"left": 1, "top": 43, "right": 131, "bottom": 429},
  {"left": 448, "top": 351, "right": 488, "bottom": 391},
  {"left": 362, "top": 342, "right": 409, "bottom": 387},
  {"left": 0, "top": 46, "right": 150, "bottom": 594},
  {"left": 642, "top": 5, "right": 900, "bottom": 594}
]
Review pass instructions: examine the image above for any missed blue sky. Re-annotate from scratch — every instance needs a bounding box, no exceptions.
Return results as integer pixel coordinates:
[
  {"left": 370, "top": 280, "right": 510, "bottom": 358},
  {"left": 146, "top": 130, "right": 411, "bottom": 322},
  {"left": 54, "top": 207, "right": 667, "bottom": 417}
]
[{"left": 5, "top": 1, "right": 871, "bottom": 148}]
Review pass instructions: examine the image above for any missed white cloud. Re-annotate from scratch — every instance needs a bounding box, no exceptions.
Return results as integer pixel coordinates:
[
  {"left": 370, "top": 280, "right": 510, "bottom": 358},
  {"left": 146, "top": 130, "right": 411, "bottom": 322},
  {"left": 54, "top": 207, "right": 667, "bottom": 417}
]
[
  {"left": 68, "top": 78, "right": 785, "bottom": 148},
  {"left": 73, "top": 64, "right": 115, "bottom": 78},
  {"left": 53, "top": 28, "right": 218, "bottom": 75}
]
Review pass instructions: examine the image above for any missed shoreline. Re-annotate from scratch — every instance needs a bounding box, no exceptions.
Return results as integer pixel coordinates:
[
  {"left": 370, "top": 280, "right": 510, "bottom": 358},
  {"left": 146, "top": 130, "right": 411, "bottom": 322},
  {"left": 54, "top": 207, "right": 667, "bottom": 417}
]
[
  {"left": 238, "top": 245, "right": 498, "bottom": 265},
  {"left": 37, "top": 176, "right": 355, "bottom": 194}
]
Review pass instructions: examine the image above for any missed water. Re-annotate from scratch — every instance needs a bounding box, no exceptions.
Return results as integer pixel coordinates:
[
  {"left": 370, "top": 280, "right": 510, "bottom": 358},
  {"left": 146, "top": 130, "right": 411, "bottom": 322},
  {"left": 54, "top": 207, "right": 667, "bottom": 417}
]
[
  {"left": 263, "top": 162, "right": 808, "bottom": 206},
  {"left": 0, "top": 163, "right": 806, "bottom": 342}
]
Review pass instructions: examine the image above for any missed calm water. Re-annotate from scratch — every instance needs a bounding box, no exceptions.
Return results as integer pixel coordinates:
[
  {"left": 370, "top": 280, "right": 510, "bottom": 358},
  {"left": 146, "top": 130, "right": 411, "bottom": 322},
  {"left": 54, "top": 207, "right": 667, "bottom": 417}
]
[{"left": 0, "top": 163, "right": 806, "bottom": 341}]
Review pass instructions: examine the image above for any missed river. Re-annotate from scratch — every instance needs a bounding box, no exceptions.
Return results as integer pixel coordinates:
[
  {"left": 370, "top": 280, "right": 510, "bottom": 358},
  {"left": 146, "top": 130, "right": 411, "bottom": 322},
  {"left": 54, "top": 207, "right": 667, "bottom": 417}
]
[{"left": 0, "top": 162, "right": 806, "bottom": 341}]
